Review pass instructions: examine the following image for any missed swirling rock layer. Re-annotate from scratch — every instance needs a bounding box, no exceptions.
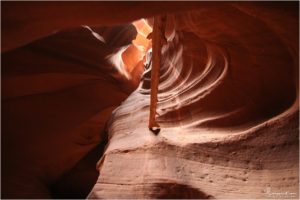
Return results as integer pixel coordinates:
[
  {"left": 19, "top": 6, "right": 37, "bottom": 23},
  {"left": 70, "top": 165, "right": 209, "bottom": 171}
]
[
  {"left": 2, "top": 25, "right": 138, "bottom": 198},
  {"left": 88, "top": 3, "right": 299, "bottom": 199},
  {"left": 1, "top": 2, "right": 298, "bottom": 199}
]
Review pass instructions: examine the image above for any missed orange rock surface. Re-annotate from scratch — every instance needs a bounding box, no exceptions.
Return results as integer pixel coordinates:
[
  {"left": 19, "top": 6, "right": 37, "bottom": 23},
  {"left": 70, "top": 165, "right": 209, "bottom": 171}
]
[{"left": 1, "top": 2, "right": 299, "bottom": 199}]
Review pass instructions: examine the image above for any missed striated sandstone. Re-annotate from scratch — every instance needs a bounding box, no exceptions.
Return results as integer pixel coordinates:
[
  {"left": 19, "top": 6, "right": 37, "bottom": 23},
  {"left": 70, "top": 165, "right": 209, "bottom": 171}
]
[
  {"left": 88, "top": 3, "right": 299, "bottom": 199},
  {"left": 1, "top": 2, "right": 298, "bottom": 199}
]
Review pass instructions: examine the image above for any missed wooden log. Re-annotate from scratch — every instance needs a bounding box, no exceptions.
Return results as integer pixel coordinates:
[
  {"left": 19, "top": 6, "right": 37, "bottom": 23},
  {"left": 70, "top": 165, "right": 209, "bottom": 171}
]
[{"left": 148, "top": 15, "right": 167, "bottom": 131}]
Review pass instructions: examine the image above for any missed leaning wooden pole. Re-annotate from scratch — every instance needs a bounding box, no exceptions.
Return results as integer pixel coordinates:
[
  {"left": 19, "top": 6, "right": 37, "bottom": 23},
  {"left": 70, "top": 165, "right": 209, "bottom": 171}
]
[{"left": 149, "top": 16, "right": 167, "bottom": 131}]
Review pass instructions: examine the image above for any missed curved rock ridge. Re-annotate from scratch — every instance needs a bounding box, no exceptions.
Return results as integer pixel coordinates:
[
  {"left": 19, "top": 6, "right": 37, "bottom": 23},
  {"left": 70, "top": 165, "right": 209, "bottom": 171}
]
[
  {"left": 88, "top": 3, "right": 299, "bottom": 199},
  {"left": 2, "top": 24, "right": 139, "bottom": 198},
  {"left": 155, "top": 9, "right": 297, "bottom": 131}
]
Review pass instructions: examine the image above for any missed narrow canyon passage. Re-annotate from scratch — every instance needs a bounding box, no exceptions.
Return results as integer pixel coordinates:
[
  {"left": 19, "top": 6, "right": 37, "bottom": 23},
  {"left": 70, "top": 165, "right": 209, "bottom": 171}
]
[{"left": 1, "top": 2, "right": 299, "bottom": 199}]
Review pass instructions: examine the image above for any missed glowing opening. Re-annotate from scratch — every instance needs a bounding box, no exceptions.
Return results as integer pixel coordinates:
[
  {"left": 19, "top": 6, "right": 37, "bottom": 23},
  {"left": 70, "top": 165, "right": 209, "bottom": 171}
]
[
  {"left": 106, "top": 18, "right": 152, "bottom": 80},
  {"left": 121, "top": 19, "right": 153, "bottom": 77},
  {"left": 132, "top": 18, "right": 153, "bottom": 52}
]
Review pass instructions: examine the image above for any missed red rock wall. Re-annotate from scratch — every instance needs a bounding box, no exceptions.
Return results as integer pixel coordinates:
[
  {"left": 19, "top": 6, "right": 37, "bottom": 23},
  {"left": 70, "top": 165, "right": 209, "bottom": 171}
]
[
  {"left": 88, "top": 2, "right": 299, "bottom": 199},
  {"left": 2, "top": 24, "right": 138, "bottom": 198},
  {"left": 1, "top": 1, "right": 299, "bottom": 199},
  {"left": 1, "top": 2, "right": 211, "bottom": 198}
]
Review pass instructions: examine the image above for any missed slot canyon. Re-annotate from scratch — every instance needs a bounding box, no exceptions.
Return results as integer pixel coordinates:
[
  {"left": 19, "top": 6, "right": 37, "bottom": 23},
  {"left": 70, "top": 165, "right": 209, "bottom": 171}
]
[{"left": 1, "top": 1, "right": 299, "bottom": 199}]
